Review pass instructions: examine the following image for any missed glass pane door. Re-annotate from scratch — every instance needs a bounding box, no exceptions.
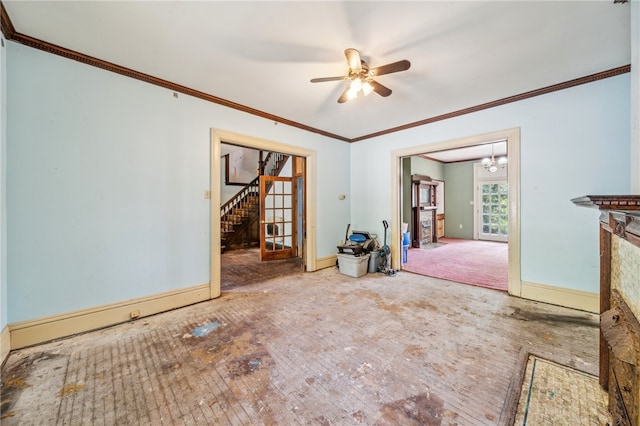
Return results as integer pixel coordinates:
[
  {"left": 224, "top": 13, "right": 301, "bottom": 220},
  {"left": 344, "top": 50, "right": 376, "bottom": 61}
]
[
  {"left": 260, "top": 176, "right": 296, "bottom": 260},
  {"left": 479, "top": 182, "right": 508, "bottom": 242}
]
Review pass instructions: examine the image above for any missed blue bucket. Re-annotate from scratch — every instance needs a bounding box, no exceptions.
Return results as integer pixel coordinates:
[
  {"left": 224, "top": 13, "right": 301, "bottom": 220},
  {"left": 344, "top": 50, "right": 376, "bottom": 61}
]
[{"left": 402, "top": 232, "right": 410, "bottom": 263}]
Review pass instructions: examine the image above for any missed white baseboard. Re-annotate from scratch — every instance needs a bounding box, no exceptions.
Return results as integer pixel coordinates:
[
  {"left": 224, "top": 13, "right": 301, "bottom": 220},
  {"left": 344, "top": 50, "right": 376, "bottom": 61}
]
[
  {"left": 316, "top": 254, "right": 337, "bottom": 270},
  {"left": 9, "top": 283, "right": 211, "bottom": 350},
  {"left": 7, "top": 253, "right": 334, "bottom": 351},
  {"left": 520, "top": 281, "right": 599, "bottom": 313},
  {"left": 1, "top": 325, "right": 10, "bottom": 365}
]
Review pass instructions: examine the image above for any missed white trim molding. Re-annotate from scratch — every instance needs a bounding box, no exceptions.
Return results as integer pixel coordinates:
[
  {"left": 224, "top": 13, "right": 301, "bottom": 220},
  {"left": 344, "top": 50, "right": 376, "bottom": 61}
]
[
  {"left": 316, "top": 254, "right": 337, "bottom": 270},
  {"left": 520, "top": 281, "right": 599, "bottom": 313},
  {"left": 9, "top": 283, "right": 210, "bottom": 350},
  {"left": 391, "top": 127, "right": 522, "bottom": 297},
  {"left": 1, "top": 325, "right": 10, "bottom": 364},
  {"left": 210, "top": 129, "right": 318, "bottom": 300}
]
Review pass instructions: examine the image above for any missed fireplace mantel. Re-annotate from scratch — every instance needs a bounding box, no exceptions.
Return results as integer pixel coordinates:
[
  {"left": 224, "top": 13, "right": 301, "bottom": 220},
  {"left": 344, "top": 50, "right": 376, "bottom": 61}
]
[
  {"left": 572, "top": 195, "right": 640, "bottom": 211},
  {"left": 573, "top": 195, "right": 640, "bottom": 246},
  {"left": 573, "top": 195, "right": 640, "bottom": 425}
]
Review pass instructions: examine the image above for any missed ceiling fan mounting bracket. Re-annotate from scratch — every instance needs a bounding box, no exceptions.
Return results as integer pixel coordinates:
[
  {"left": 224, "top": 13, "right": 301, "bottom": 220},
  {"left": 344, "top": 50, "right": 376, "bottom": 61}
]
[{"left": 348, "top": 63, "right": 370, "bottom": 81}]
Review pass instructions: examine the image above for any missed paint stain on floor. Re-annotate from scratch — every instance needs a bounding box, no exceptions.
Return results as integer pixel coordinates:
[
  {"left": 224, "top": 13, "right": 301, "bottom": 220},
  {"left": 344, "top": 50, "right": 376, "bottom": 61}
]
[
  {"left": 57, "top": 384, "right": 85, "bottom": 397},
  {"left": 379, "top": 392, "right": 458, "bottom": 425},
  {"left": 0, "top": 352, "right": 62, "bottom": 419},
  {"left": 190, "top": 321, "right": 222, "bottom": 337}
]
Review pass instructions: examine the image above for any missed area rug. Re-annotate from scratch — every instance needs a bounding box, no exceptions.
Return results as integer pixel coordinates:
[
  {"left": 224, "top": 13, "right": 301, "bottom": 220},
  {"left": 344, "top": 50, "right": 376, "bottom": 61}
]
[
  {"left": 422, "top": 242, "right": 446, "bottom": 249},
  {"left": 513, "top": 355, "right": 610, "bottom": 425},
  {"left": 402, "top": 238, "right": 508, "bottom": 291}
]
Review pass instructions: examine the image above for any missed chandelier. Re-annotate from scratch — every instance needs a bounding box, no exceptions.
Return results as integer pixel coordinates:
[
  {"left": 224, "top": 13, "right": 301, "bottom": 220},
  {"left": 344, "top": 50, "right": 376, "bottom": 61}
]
[{"left": 481, "top": 143, "right": 507, "bottom": 173}]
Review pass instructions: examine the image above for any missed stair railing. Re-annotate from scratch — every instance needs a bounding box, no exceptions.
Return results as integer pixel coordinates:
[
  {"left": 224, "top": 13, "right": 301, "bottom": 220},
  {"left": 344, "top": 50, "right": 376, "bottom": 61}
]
[
  {"left": 220, "top": 151, "right": 289, "bottom": 235},
  {"left": 262, "top": 152, "right": 288, "bottom": 177},
  {"left": 221, "top": 176, "right": 259, "bottom": 220}
]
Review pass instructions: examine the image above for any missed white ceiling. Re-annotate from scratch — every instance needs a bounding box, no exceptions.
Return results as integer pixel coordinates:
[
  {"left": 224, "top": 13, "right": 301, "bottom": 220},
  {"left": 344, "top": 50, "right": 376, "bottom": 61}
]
[
  {"left": 423, "top": 141, "right": 507, "bottom": 163},
  {"left": 3, "top": 1, "right": 631, "bottom": 148}
]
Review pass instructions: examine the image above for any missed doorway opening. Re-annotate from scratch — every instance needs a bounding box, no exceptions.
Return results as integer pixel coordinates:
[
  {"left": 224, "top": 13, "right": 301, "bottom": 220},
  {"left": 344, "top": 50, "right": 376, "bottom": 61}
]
[
  {"left": 210, "top": 130, "right": 317, "bottom": 298},
  {"left": 391, "top": 128, "right": 521, "bottom": 296}
]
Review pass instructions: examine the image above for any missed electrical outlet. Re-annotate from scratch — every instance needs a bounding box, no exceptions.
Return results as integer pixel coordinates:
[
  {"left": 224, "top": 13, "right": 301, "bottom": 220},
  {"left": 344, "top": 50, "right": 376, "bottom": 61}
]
[
  {"left": 130, "top": 310, "right": 140, "bottom": 319},
  {"left": 459, "top": 224, "right": 463, "bottom": 229}
]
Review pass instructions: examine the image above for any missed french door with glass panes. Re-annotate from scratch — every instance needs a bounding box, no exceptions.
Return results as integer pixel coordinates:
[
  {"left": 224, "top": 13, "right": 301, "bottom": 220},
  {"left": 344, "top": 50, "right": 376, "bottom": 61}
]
[
  {"left": 260, "top": 175, "right": 296, "bottom": 261},
  {"left": 477, "top": 181, "right": 508, "bottom": 242}
]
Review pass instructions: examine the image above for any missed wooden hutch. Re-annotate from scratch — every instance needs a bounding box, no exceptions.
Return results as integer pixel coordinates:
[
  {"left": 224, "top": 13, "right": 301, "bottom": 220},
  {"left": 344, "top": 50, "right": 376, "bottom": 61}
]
[
  {"left": 573, "top": 195, "right": 640, "bottom": 425},
  {"left": 411, "top": 174, "right": 438, "bottom": 248}
]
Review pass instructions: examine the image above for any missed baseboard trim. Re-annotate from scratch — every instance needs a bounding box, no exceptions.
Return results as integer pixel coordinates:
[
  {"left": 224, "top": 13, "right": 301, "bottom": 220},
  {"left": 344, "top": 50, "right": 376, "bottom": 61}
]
[
  {"left": 9, "top": 283, "right": 211, "bottom": 350},
  {"left": 1, "top": 325, "right": 10, "bottom": 365},
  {"left": 316, "top": 254, "right": 337, "bottom": 270},
  {"left": 520, "top": 281, "right": 599, "bottom": 313}
]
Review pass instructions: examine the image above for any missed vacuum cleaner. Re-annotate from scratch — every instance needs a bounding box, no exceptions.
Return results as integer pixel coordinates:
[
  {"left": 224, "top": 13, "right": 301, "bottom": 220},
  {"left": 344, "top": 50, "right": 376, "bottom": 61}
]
[{"left": 379, "top": 220, "right": 396, "bottom": 276}]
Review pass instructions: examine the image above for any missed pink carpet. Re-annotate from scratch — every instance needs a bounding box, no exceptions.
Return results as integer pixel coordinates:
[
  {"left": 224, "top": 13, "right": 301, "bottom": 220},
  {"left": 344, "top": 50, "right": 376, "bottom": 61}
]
[{"left": 402, "top": 237, "right": 508, "bottom": 291}]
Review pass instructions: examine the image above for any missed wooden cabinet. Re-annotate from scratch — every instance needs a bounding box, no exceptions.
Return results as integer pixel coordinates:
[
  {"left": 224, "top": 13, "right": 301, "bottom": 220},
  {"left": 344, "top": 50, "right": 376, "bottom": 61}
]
[
  {"left": 411, "top": 175, "right": 438, "bottom": 247},
  {"left": 436, "top": 214, "right": 445, "bottom": 239}
]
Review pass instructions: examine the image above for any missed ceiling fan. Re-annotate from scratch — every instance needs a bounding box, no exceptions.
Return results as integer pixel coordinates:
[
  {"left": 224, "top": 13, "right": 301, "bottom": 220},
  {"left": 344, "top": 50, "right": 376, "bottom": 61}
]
[{"left": 310, "top": 48, "right": 411, "bottom": 103}]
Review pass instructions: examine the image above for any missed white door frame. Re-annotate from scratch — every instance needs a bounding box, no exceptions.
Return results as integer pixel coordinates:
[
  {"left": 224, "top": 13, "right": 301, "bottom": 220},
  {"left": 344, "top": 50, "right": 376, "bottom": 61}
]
[
  {"left": 473, "top": 162, "right": 509, "bottom": 242},
  {"left": 210, "top": 129, "right": 317, "bottom": 299},
  {"left": 391, "top": 127, "right": 522, "bottom": 296}
]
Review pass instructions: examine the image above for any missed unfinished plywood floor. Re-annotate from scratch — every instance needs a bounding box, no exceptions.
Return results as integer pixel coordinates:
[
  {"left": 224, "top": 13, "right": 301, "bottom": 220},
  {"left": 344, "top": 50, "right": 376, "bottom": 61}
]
[{"left": 1, "top": 268, "right": 599, "bottom": 425}]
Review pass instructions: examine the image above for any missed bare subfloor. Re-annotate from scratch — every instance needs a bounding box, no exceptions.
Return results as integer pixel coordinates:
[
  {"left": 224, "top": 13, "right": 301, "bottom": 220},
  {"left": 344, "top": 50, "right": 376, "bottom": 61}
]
[
  {"left": 1, "top": 268, "right": 599, "bottom": 425},
  {"left": 220, "top": 248, "right": 303, "bottom": 290}
]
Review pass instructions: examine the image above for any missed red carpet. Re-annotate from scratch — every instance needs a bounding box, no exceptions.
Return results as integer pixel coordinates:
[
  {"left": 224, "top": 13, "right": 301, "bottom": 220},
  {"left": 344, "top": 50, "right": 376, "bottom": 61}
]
[{"left": 402, "top": 237, "right": 508, "bottom": 291}]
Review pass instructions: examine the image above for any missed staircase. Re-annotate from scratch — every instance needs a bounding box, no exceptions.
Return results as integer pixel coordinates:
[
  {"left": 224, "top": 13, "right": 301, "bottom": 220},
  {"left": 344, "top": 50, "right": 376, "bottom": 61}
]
[{"left": 220, "top": 152, "right": 289, "bottom": 252}]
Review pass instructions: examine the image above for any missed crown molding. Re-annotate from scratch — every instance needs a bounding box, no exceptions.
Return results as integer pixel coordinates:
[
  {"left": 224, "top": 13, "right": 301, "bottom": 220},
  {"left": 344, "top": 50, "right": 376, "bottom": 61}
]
[
  {"left": 350, "top": 64, "right": 631, "bottom": 142},
  {"left": 0, "top": 1, "right": 15, "bottom": 39},
  {"left": 0, "top": 2, "right": 631, "bottom": 144}
]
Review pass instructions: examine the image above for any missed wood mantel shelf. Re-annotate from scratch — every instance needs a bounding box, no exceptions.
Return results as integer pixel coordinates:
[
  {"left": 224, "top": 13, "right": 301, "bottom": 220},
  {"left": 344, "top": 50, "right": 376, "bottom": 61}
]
[
  {"left": 573, "top": 195, "right": 640, "bottom": 244},
  {"left": 572, "top": 195, "right": 640, "bottom": 211}
]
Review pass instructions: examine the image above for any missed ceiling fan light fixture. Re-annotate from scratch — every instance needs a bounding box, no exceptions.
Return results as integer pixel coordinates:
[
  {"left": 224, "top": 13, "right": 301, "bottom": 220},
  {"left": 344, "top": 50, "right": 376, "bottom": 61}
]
[
  {"left": 362, "top": 80, "right": 374, "bottom": 96},
  {"left": 310, "top": 48, "right": 410, "bottom": 103},
  {"left": 347, "top": 86, "right": 359, "bottom": 100}
]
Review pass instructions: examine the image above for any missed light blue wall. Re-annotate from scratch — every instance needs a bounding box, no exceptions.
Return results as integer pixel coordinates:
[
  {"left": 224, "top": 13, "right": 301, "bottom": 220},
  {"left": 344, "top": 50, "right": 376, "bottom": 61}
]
[
  {"left": 6, "top": 42, "right": 350, "bottom": 323},
  {"left": 350, "top": 74, "right": 630, "bottom": 294},
  {"left": 631, "top": 0, "right": 639, "bottom": 191},
  {"left": 443, "top": 161, "right": 474, "bottom": 239},
  {"left": 3, "top": 37, "right": 633, "bottom": 323},
  {"left": 1, "top": 37, "right": 7, "bottom": 331}
]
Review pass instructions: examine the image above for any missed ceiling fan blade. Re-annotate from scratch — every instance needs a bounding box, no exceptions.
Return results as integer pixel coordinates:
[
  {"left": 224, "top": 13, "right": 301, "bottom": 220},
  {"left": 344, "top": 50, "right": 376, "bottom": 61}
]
[
  {"left": 344, "top": 48, "right": 362, "bottom": 73},
  {"left": 370, "top": 80, "right": 392, "bottom": 97},
  {"left": 337, "top": 84, "right": 351, "bottom": 103},
  {"left": 369, "top": 60, "right": 411, "bottom": 77},
  {"left": 310, "top": 76, "right": 348, "bottom": 83}
]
